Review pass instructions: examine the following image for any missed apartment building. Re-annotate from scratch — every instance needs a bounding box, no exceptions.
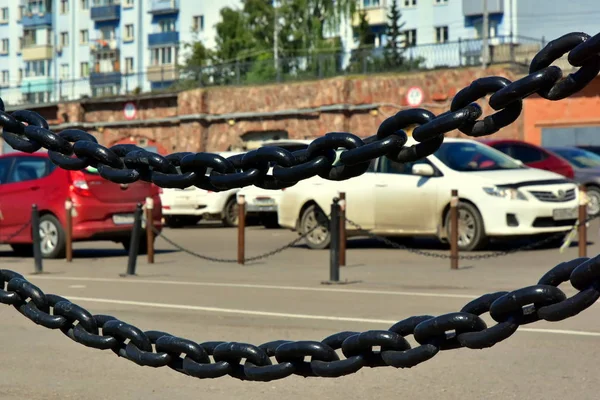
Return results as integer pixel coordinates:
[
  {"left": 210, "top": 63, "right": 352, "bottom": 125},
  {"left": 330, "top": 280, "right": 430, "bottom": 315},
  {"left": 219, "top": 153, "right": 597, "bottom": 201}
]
[
  {"left": 351, "top": 0, "right": 599, "bottom": 68},
  {"left": 0, "top": 0, "right": 243, "bottom": 106}
]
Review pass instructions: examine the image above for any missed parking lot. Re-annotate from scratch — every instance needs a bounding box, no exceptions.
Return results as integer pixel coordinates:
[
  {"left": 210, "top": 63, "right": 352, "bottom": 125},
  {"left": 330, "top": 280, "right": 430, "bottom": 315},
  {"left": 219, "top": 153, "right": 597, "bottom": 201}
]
[{"left": 1, "top": 221, "right": 600, "bottom": 399}]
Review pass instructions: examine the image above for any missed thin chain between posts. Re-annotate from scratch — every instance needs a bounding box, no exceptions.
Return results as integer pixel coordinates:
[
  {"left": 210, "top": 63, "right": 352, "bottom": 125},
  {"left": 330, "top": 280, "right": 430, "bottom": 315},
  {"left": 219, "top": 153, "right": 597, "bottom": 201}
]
[
  {"left": 2, "top": 252, "right": 600, "bottom": 381},
  {"left": 152, "top": 222, "right": 324, "bottom": 263},
  {"left": 0, "top": 222, "right": 31, "bottom": 244},
  {"left": 344, "top": 212, "right": 600, "bottom": 260},
  {"left": 1, "top": 32, "right": 599, "bottom": 192}
]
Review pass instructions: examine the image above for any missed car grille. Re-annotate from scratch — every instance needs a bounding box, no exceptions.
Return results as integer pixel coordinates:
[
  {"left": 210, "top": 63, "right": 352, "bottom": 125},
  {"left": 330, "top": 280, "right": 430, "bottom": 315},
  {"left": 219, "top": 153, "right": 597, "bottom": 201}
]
[{"left": 529, "top": 188, "right": 576, "bottom": 202}]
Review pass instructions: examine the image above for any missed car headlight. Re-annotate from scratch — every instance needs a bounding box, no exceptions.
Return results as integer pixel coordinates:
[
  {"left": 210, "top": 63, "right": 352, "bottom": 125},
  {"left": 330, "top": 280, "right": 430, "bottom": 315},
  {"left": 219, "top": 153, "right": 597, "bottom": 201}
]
[{"left": 483, "top": 186, "right": 527, "bottom": 200}]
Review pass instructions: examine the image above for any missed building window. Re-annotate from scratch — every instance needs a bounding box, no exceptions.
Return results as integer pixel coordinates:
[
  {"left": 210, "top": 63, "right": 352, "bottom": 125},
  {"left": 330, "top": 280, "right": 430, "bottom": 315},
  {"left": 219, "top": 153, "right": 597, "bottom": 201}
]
[
  {"left": 434, "top": 0, "right": 448, "bottom": 3},
  {"left": 60, "top": 32, "right": 69, "bottom": 47},
  {"left": 1, "top": 39, "right": 8, "bottom": 54},
  {"left": 125, "top": 57, "right": 134, "bottom": 73},
  {"left": 94, "top": 51, "right": 118, "bottom": 73},
  {"left": 18, "top": 68, "right": 23, "bottom": 82},
  {"left": 362, "top": 0, "right": 380, "bottom": 7},
  {"left": 125, "top": 24, "right": 134, "bottom": 41},
  {"left": 124, "top": 0, "right": 134, "bottom": 6},
  {"left": 192, "top": 15, "right": 204, "bottom": 32},
  {"left": 403, "top": 29, "right": 416, "bottom": 47},
  {"left": 2, "top": 70, "right": 8, "bottom": 85},
  {"left": 25, "top": 60, "right": 51, "bottom": 78},
  {"left": 80, "top": 62, "right": 89, "bottom": 77},
  {"left": 18, "top": 6, "right": 24, "bottom": 20},
  {"left": 0, "top": 7, "right": 8, "bottom": 22},
  {"left": 60, "top": 0, "right": 69, "bottom": 13},
  {"left": 80, "top": 0, "right": 89, "bottom": 10},
  {"left": 80, "top": 29, "right": 89, "bottom": 44},
  {"left": 403, "top": 0, "right": 416, "bottom": 6},
  {"left": 158, "top": 19, "right": 176, "bottom": 33},
  {"left": 60, "top": 64, "right": 69, "bottom": 79},
  {"left": 18, "top": 37, "right": 23, "bottom": 52},
  {"left": 151, "top": 47, "right": 175, "bottom": 66},
  {"left": 435, "top": 26, "right": 448, "bottom": 43},
  {"left": 99, "top": 26, "right": 116, "bottom": 40}
]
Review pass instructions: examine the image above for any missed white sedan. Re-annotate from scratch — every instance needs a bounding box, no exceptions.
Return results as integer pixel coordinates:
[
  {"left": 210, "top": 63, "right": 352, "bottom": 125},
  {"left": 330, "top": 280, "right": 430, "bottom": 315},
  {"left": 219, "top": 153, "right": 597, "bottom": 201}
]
[{"left": 277, "top": 138, "right": 580, "bottom": 251}]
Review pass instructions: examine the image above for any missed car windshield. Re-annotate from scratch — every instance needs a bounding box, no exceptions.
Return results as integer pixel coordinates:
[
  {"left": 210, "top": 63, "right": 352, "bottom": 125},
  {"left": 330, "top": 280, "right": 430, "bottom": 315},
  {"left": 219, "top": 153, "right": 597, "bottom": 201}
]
[
  {"left": 434, "top": 141, "right": 523, "bottom": 172},
  {"left": 549, "top": 147, "right": 600, "bottom": 169}
]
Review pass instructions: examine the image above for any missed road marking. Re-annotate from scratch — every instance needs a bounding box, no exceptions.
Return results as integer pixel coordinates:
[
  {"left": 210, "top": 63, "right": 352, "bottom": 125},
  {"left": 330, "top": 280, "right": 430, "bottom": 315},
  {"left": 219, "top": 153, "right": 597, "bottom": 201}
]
[
  {"left": 65, "top": 296, "right": 600, "bottom": 338},
  {"left": 27, "top": 276, "right": 480, "bottom": 300}
]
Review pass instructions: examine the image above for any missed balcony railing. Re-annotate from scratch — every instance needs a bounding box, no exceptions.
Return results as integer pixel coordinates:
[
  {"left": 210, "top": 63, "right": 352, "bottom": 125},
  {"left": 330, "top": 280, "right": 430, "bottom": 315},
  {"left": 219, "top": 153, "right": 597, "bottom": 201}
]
[
  {"left": 90, "top": 38, "right": 119, "bottom": 52},
  {"left": 20, "top": 77, "right": 54, "bottom": 94},
  {"left": 21, "top": 12, "right": 52, "bottom": 27},
  {"left": 91, "top": 4, "right": 121, "bottom": 21},
  {"left": 22, "top": 44, "right": 53, "bottom": 61},
  {"left": 148, "top": 31, "right": 179, "bottom": 47},
  {"left": 90, "top": 71, "right": 122, "bottom": 86},
  {"left": 147, "top": 65, "right": 178, "bottom": 82},
  {"left": 148, "top": 0, "right": 179, "bottom": 14},
  {"left": 463, "top": 0, "right": 503, "bottom": 16}
]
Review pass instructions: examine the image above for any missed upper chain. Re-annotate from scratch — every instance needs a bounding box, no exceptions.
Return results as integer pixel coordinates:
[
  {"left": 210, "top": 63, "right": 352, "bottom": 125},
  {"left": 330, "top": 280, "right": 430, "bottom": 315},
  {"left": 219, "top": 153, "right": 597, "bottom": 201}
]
[
  {"left": 1, "top": 254, "right": 600, "bottom": 381},
  {"left": 1, "top": 31, "right": 600, "bottom": 192}
]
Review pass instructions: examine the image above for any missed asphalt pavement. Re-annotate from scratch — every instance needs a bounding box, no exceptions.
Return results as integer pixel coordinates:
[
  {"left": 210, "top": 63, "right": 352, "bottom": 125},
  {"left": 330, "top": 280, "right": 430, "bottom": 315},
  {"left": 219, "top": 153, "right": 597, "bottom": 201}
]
[{"left": 1, "top": 221, "right": 600, "bottom": 399}]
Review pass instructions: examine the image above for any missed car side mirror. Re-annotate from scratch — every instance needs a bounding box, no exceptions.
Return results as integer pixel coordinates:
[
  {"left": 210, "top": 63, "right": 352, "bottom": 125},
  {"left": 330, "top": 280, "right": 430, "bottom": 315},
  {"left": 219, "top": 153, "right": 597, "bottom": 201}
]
[{"left": 412, "top": 164, "right": 435, "bottom": 177}]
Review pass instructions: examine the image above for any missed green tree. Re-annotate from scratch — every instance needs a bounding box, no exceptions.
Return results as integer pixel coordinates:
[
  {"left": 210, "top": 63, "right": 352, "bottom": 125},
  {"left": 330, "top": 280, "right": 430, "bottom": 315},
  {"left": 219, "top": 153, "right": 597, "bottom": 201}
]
[{"left": 384, "top": 0, "right": 406, "bottom": 69}]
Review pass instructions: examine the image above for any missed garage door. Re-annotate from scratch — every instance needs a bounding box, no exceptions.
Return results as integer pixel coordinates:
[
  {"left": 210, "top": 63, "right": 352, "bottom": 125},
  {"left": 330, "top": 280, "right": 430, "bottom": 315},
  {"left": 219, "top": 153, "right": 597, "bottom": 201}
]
[{"left": 542, "top": 126, "right": 600, "bottom": 146}]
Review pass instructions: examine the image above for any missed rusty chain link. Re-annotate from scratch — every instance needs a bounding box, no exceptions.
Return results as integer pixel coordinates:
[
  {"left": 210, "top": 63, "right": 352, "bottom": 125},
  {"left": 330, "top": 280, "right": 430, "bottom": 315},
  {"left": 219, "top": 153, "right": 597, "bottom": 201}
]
[
  {"left": 1, "top": 32, "right": 599, "bottom": 192},
  {"left": 1, "top": 253, "right": 600, "bottom": 380}
]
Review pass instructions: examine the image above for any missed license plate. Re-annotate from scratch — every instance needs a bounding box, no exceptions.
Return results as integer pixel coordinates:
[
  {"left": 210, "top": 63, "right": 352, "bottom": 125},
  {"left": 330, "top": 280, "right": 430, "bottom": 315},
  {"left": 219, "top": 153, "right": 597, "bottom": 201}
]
[
  {"left": 112, "top": 214, "right": 135, "bottom": 225},
  {"left": 553, "top": 207, "right": 578, "bottom": 221},
  {"left": 255, "top": 198, "right": 275, "bottom": 205}
]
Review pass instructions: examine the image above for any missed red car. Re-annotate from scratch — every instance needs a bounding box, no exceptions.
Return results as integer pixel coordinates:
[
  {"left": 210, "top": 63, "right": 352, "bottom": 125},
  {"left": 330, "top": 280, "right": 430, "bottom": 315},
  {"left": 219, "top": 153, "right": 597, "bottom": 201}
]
[
  {"left": 479, "top": 139, "right": 575, "bottom": 179},
  {"left": 0, "top": 151, "right": 162, "bottom": 258}
]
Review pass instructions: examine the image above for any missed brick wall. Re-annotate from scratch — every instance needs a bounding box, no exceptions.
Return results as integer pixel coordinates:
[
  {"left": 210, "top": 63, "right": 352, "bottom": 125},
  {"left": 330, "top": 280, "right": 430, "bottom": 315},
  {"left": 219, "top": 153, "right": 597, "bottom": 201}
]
[{"left": 3, "top": 64, "right": 533, "bottom": 155}]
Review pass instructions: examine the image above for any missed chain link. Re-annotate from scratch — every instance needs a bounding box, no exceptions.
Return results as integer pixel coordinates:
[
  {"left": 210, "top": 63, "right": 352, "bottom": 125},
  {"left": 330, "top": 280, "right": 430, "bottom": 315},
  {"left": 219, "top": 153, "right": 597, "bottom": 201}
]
[
  {"left": 0, "top": 32, "right": 599, "bottom": 192},
  {"left": 1, "top": 253, "right": 600, "bottom": 380}
]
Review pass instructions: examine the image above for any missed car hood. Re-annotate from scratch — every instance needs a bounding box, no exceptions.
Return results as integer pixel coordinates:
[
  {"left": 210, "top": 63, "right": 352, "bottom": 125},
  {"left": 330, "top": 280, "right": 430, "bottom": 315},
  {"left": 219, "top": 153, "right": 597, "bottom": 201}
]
[{"left": 459, "top": 168, "right": 574, "bottom": 187}]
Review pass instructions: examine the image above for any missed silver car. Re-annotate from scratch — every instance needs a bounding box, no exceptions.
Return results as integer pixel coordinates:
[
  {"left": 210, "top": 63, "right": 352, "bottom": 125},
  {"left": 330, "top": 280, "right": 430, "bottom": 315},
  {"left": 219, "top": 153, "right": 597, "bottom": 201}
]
[{"left": 546, "top": 146, "right": 600, "bottom": 216}]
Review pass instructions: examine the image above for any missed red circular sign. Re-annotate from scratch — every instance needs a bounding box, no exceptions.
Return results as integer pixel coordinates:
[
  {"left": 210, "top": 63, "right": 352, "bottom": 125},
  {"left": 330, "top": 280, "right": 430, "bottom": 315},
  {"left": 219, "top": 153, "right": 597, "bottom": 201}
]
[{"left": 124, "top": 102, "right": 137, "bottom": 120}]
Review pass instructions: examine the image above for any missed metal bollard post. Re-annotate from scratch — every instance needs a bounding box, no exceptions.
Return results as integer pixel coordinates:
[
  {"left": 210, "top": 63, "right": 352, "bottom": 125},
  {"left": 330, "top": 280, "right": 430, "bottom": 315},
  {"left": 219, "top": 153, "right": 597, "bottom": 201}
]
[
  {"left": 31, "top": 204, "right": 43, "bottom": 274},
  {"left": 339, "top": 192, "right": 346, "bottom": 267},
  {"left": 65, "top": 198, "right": 73, "bottom": 262},
  {"left": 237, "top": 195, "right": 245, "bottom": 265},
  {"left": 145, "top": 197, "right": 154, "bottom": 264},
  {"left": 579, "top": 185, "right": 588, "bottom": 257},
  {"left": 450, "top": 189, "right": 459, "bottom": 270},
  {"left": 125, "top": 204, "right": 143, "bottom": 276},
  {"left": 329, "top": 197, "right": 341, "bottom": 282}
]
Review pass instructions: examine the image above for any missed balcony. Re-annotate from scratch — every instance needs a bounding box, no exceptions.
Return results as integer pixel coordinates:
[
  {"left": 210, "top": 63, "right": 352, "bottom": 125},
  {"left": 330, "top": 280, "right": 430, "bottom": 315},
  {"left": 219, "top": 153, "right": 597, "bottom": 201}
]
[
  {"left": 463, "top": 0, "right": 503, "bottom": 16},
  {"left": 147, "top": 65, "right": 179, "bottom": 82},
  {"left": 90, "top": 71, "right": 122, "bottom": 86},
  {"left": 90, "top": 38, "right": 119, "bottom": 53},
  {"left": 148, "top": 0, "right": 179, "bottom": 14},
  {"left": 148, "top": 31, "right": 179, "bottom": 47},
  {"left": 21, "top": 12, "right": 52, "bottom": 27},
  {"left": 352, "top": 7, "right": 386, "bottom": 26},
  {"left": 21, "top": 77, "right": 54, "bottom": 94},
  {"left": 22, "top": 44, "right": 53, "bottom": 61},
  {"left": 91, "top": 4, "right": 121, "bottom": 21}
]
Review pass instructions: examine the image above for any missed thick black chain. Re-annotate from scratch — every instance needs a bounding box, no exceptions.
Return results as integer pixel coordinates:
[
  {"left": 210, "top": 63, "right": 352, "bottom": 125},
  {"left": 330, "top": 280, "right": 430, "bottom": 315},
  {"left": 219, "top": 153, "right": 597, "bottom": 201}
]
[
  {"left": 1, "top": 254, "right": 600, "bottom": 380},
  {"left": 2, "top": 32, "right": 600, "bottom": 191}
]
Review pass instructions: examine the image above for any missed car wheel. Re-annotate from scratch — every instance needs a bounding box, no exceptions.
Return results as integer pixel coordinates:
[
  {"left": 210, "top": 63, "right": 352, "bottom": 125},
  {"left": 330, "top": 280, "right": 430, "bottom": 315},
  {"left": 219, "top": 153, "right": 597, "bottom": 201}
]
[
  {"left": 222, "top": 197, "right": 239, "bottom": 227},
  {"left": 38, "top": 214, "right": 66, "bottom": 259},
  {"left": 586, "top": 186, "right": 600, "bottom": 217},
  {"left": 300, "top": 204, "right": 330, "bottom": 249},
  {"left": 444, "top": 202, "right": 487, "bottom": 252},
  {"left": 261, "top": 213, "right": 280, "bottom": 229}
]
